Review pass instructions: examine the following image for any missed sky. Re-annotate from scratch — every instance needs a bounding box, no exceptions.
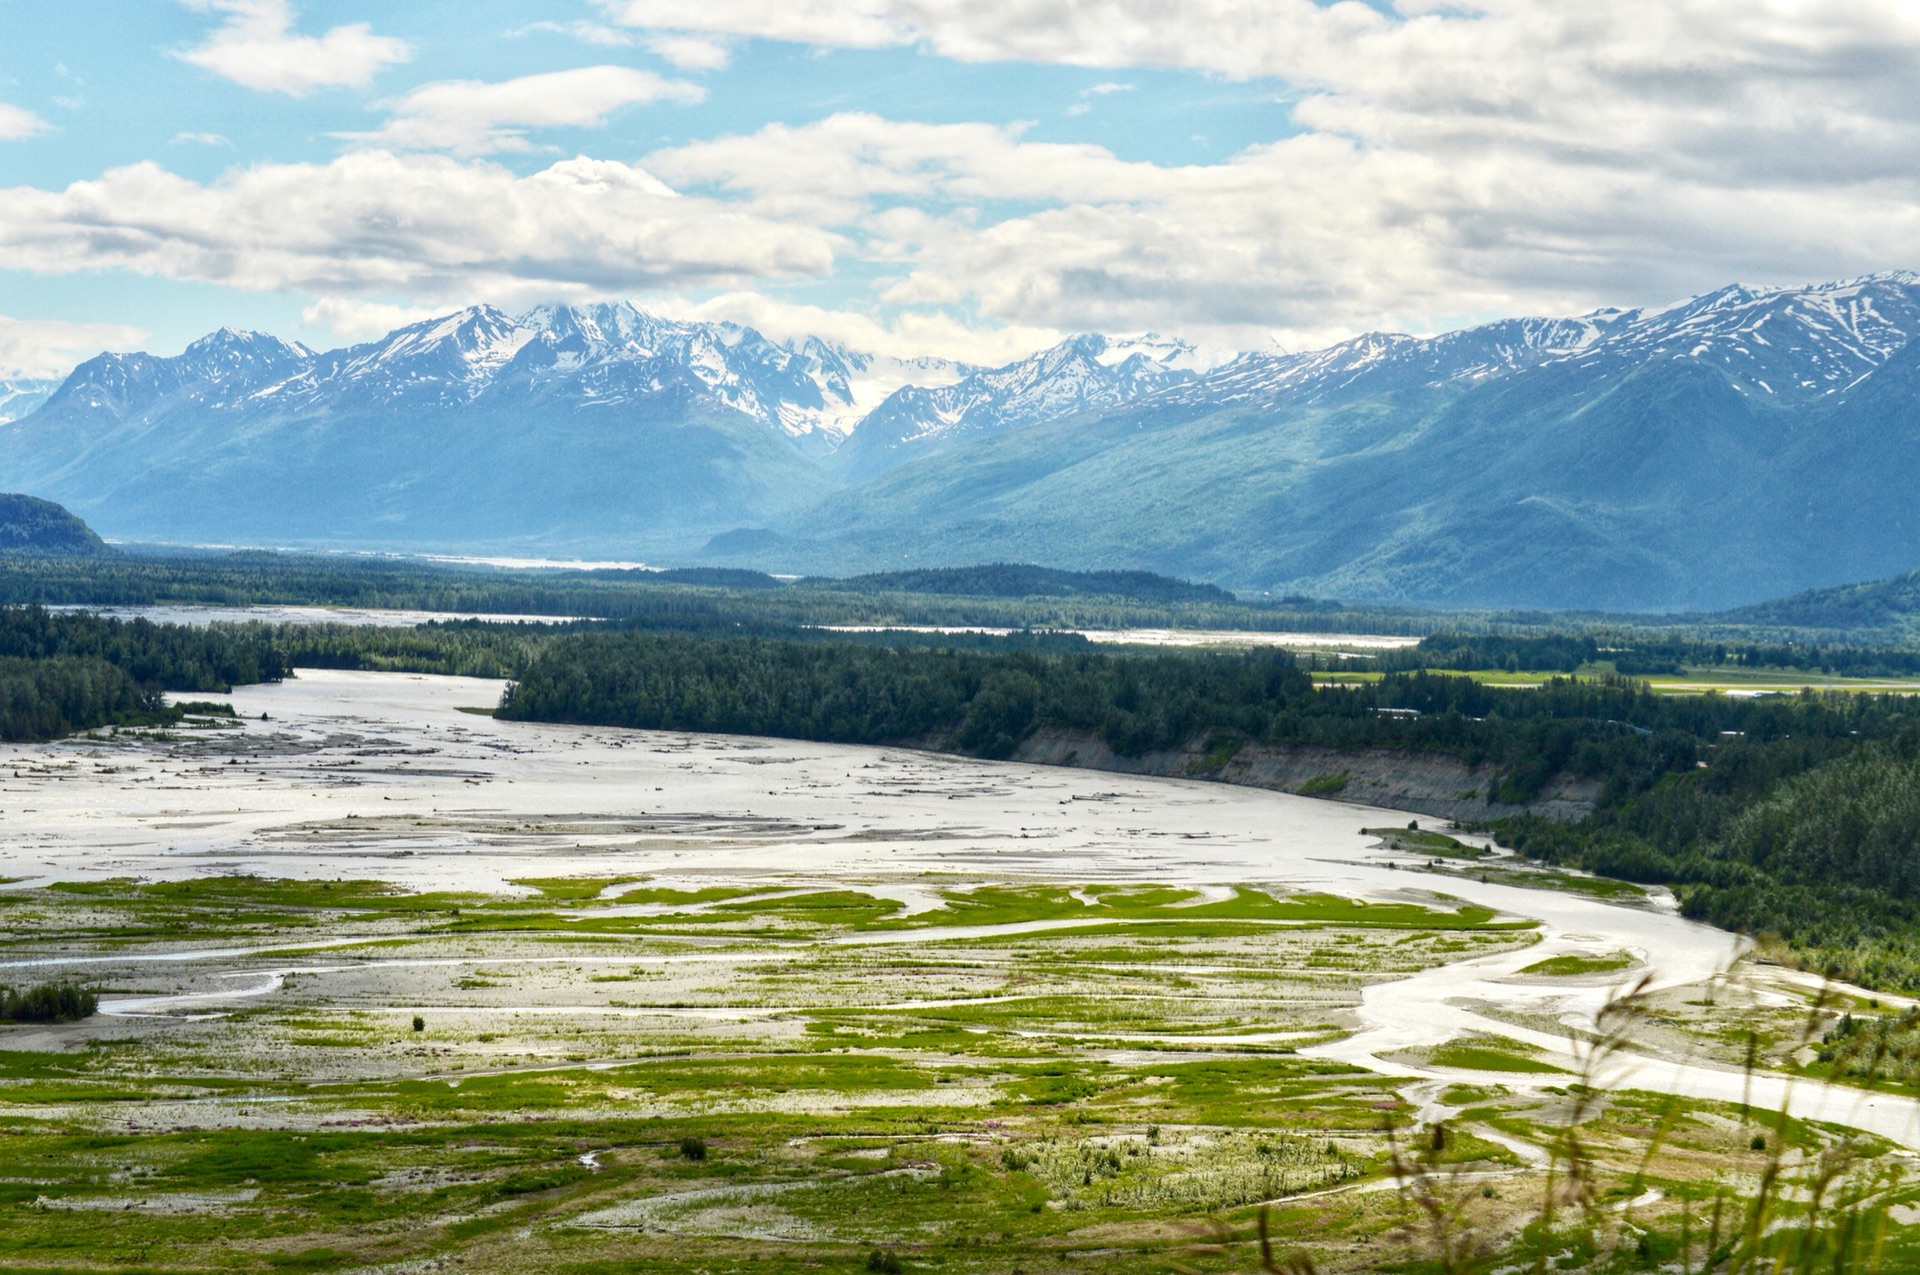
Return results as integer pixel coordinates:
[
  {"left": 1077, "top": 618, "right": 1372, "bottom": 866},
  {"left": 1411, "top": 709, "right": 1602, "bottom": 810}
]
[{"left": 1, "top": 0, "right": 1918, "bottom": 377}]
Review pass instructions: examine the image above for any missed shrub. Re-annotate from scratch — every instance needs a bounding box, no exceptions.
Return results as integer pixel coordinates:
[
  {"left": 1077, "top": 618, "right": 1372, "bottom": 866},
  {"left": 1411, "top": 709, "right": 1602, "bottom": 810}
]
[{"left": 0, "top": 981, "right": 97, "bottom": 1023}]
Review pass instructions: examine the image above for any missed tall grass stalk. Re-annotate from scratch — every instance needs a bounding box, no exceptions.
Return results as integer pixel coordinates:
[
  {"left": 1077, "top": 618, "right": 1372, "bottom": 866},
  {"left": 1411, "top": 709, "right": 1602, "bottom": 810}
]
[{"left": 1213, "top": 971, "right": 1911, "bottom": 1272}]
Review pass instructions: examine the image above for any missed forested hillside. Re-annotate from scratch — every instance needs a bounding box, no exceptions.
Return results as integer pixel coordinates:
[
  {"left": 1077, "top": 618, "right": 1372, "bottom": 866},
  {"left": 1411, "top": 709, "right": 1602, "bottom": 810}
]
[{"left": 0, "top": 494, "right": 110, "bottom": 557}]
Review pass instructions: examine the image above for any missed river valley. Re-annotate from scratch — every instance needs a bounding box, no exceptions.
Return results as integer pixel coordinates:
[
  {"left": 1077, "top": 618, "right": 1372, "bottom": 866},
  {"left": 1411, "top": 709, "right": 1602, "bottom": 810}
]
[{"left": 1, "top": 670, "right": 1913, "bottom": 1271}]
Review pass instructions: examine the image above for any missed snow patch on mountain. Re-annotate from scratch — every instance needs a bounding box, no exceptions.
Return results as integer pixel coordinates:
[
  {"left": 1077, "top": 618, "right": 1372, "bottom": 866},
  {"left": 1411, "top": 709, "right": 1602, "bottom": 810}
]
[{"left": 1570, "top": 274, "right": 1920, "bottom": 394}]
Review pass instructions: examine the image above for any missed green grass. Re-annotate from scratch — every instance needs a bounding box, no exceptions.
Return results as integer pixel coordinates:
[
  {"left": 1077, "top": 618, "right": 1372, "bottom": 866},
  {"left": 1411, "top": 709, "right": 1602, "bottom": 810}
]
[
  {"left": 612, "top": 885, "right": 762, "bottom": 906},
  {"left": 511, "top": 876, "right": 643, "bottom": 902},
  {"left": 1, "top": 869, "right": 1897, "bottom": 1274},
  {"left": 1439, "top": 1083, "right": 1503, "bottom": 1106},
  {"left": 1520, "top": 950, "right": 1636, "bottom": 977},
  {"left": 1316, "top": 665, "right": 1920, "bottom": 696},
  {"left": 1424, "top": 1034, "right": 1569, "bottom": 1074},
  {"left": 1365, "top": 825, "right": 1490, "bottom": 858}
]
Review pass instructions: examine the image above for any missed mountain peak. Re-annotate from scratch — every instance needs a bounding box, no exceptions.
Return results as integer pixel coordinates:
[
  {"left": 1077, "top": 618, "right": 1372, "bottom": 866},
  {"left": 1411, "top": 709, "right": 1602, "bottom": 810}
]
[
  {"left": 182, "top": 327, "right": 313, "bottom": 366},
  {"left": 352, "top": 305, "right": 530, "bottom": 381}
]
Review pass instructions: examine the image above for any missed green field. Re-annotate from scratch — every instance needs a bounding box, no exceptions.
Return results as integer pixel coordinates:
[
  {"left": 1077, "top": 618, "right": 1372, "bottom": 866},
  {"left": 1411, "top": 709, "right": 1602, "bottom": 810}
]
[{"left": 1314, "top": 666, "right": 1920, "bottom": 695}]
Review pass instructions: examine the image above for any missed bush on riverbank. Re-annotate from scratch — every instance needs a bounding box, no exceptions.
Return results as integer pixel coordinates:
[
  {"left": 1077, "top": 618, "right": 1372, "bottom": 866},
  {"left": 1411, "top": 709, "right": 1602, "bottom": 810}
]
[{"left": 1, "top": 981, "right": 98, "bottom": 1023}]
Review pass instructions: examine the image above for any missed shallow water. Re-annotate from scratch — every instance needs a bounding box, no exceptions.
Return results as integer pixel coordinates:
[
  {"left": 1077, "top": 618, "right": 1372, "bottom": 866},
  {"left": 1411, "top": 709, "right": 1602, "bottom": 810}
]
[
  {"left": 47, "top": 603, "right": 583, "bottom": 627},
  {"left": 52, "top": 602, "right": 1420, "bottom": 648},
  {"left": 815, "top": 624, "right": 1422, "bottom": 649}
]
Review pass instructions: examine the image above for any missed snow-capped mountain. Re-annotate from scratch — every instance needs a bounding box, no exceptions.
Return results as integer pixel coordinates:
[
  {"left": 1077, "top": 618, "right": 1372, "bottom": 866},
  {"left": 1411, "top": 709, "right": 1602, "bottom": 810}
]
[
  {"left": 1160, "top": 274, "right": 1920, "bottom": 411},
  {"left": 52, "top": 329, "right": 316, "bottom": 423},
  {"left": 34, "top": 303, "right": 973, "bottom": 448},
  {"left": 3, "top": 302, "right": 912, "bottom": 555},
  {"left": 833, "top": 333, "right": 1210, "bottom": 480},
  {"left": 761, "top": 272, "right": 1920, "bottom": 610},
  {"left": 0, "top": 379, "right": 59, "bottom": 424},
  {"left": 10, "top": 272, "right": 1920, "bottom": 611},
  {"left": 505, "top": 303, "right": 972, "bottom": 443}
]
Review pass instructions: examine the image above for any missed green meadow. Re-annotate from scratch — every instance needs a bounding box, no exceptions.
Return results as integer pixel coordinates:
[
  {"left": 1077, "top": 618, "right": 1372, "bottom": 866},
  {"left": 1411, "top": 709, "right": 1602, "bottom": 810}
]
[{"left": 3, "top": 873, "right": 1914, "bottom": 1273}]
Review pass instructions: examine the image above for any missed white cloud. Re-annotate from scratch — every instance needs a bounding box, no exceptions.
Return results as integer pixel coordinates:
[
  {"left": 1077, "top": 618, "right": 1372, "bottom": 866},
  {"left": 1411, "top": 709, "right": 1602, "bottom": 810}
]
[
  {"left": 0, "top": 151, "right": 839, "bottom": 308},
  {"left": 599, "top": 2, "right": 1920, "bottom": 199},
  {"left": 171, "top": 131, "right": 232, "bottom": 147},
  {"left": 513, "top": 21, "right": 729, "bottom": 68},
  {"left": 592, "top": 0, "right": 1376, "bottom": 73},
  {"left": 596, "top": 0, "right": 1920, "bottom": 97},
  {"left": 0, "top": 104, "right": 50, "bottom": 140},
  {"left": 516, "top": 20, "right": 639, "bottom": 48},
  {"left": 299, "top": 296, "right": 444, "bottom": 341},
  {"left": 645, "top": 107, "right": 1920, "bottom": 351},
  {"left": 647, "top": 35, "right": 731, "bottom": 70},
  {"left": 342, "top": 66, "right": 704, "bottom": 155},
  {"left": 11, "top": 1, "right": 1920, "bottom": 357},
  {"left": 670, "top": 290, "right": 1058, "bottom": 365},
  {"left": 588, "top": 1, "right": 1920, "bottom": 347},
  {"left": 177, "top": 0, "right": 412, "bottom": 96},
  {"left": 0, "top": 315, "right": 147, "bottom": 380}
]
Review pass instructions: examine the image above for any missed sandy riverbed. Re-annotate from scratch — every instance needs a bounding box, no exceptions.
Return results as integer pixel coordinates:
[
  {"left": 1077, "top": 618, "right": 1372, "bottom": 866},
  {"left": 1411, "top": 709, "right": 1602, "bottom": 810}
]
[{"left": 4, "top": 669, "right": 1912, "bottom": 1146}]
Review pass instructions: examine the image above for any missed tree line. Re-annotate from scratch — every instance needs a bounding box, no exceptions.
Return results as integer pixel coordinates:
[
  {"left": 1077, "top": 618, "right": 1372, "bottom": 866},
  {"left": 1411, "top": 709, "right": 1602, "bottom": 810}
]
[
  {"left": 0, "top": 606, "right": 291, "bottom": 739},
  {"left": 497, "top": 632, "right": 1912, "bottom": 793},
  {"left": 0, "top": 606, "right": 552, "bottom": 738}
]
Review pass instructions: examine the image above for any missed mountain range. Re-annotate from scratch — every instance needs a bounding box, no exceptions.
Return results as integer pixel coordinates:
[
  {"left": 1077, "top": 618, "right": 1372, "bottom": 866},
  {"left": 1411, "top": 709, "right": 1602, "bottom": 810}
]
[{"left": 5, "top": 274, "right": 1920, "bottom": 610}]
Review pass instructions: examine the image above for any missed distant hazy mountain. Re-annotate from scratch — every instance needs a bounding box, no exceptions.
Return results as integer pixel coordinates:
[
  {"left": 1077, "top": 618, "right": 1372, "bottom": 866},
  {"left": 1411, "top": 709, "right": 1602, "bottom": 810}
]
[
  {"left": 9, "top": 275, "right": 1920, "bottom": 608},
  {"left": 0, "top": 380, "right": 58, "bottom": 424}
]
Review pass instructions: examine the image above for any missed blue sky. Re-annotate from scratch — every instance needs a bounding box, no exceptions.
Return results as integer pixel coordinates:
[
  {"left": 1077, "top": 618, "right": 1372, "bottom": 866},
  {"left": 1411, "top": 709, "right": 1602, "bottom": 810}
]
[{"left": 1, "top": 1, "right": 1916, "bottom": 375}]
